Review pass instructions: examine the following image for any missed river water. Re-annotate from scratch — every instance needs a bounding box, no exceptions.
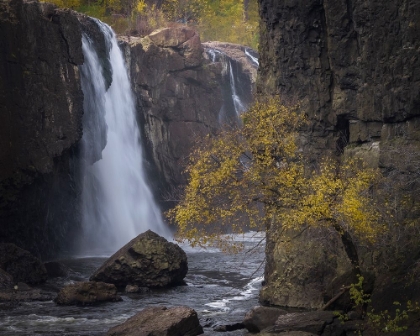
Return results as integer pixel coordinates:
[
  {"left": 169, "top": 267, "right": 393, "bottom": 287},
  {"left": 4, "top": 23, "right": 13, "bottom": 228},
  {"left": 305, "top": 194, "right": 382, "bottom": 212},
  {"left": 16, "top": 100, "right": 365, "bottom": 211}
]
[{"left": 0, "top": 232, "right": 265, "bottom": 335}]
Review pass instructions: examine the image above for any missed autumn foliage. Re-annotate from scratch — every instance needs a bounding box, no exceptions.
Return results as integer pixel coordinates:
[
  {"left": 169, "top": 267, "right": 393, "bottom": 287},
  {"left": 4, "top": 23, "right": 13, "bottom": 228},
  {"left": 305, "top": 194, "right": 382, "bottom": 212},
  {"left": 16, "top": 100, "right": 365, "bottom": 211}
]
[
  {"left": 44, "top": 0, "right": 259, "bottom": 49},
  {"left": 169, "top": 97, "right": 383, "bottom": 263}
]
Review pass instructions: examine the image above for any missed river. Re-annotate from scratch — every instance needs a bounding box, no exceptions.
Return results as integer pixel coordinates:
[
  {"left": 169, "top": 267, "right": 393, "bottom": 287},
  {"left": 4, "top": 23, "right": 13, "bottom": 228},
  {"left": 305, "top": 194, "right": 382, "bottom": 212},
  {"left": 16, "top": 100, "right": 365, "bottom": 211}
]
[{"left": 0, "top": 232, "right": 265, "bottom": 335}]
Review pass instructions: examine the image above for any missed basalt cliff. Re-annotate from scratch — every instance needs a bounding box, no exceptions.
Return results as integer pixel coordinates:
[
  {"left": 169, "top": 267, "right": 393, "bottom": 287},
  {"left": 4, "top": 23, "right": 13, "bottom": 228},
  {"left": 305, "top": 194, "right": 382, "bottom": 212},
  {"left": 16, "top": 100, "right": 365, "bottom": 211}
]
[{"left": 258, "top": 0, "right": 420, "bottom": 314}]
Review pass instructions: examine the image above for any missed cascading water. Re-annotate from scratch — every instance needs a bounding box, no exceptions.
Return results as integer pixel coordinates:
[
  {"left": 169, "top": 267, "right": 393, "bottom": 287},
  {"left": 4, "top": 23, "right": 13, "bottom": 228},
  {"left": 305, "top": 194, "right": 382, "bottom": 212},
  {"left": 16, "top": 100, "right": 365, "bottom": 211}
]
[
  {"left": 204, "top": 46, "right": 257, "bottom": 123},
  {"left": 79, "top": 20, "right": 170, "bottom": 254},
  {"left": 228, "top": 60, "right": 246, "bottom": 117}
]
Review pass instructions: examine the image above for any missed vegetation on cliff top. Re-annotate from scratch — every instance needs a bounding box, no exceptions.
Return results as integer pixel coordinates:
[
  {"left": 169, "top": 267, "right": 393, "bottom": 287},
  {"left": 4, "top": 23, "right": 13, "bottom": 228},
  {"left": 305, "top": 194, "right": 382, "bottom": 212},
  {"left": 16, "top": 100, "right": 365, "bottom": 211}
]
[
  {"left": 45, "top": 0, "right": 259, "bottom": 49},
  {"left": 168, "top": 97, "right": 386, "bottom": 266}
]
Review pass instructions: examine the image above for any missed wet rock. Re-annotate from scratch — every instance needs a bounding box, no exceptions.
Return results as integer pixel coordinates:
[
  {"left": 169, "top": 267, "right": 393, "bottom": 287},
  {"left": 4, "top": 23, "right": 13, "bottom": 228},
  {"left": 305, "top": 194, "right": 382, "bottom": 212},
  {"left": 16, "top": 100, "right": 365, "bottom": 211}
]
[
  {"left": 16, "top": 282, "right": 31, "bottom": 291},
  {"left": 106, "top": 306, "right": 203, "bottom": 336},
  {"left": 263, "top": 311, "right": 335, "bottom": 335},
  {"left": 44, "top": 261, "right": 70, "bottom": 278},
  {"left": 90, "top": 230, "right": 188, "bottom": 288},
  {"left": 0, "top": 269, "right": 13, "bottom": 290},
  {"left": 124, "top": 285, "right": 150, "bottom": 293},
  {"left": 213, "top": 322, "right": 244, "bottom": 332},
  {"left": 0, "top": 289, "right": 55, "bottom": 302},
  {"left": 55, "top": 281, "right": 122, "bottom": 306},
  {"left": 243, "top": 306, "right": 288, "bottom": 332},
  {"left": 0, "top": 243, "right": 47, "bottom": 284}
]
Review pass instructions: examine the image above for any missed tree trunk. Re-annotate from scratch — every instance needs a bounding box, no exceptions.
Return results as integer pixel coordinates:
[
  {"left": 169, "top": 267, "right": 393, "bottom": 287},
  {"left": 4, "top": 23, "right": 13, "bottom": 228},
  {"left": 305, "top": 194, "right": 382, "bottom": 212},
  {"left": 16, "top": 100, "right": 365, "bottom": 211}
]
[
  {"left": 333, "top": 223, "right": 360, "bottom": 270},
  {"left": 243, "top": 0, "right": 249, "bottom": 21}
]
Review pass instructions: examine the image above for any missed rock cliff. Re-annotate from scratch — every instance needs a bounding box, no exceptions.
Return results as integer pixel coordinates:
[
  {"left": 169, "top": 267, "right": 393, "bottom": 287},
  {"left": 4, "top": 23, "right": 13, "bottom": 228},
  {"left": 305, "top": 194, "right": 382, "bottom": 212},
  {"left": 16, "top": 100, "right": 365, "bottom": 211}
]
[
  {"left": 258, "top": 0, "right": 420, "bottom": 309},
  {"left": 120, "top": 29, "right": 257, "bottom": 204},
  {"left": 0, "top": 0, "right": 84, "bottom": 257}
]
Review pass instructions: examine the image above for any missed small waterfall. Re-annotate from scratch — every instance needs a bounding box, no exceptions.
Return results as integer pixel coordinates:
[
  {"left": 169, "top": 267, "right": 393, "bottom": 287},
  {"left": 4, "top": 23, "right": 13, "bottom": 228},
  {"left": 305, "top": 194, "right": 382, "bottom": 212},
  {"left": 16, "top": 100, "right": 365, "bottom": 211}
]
[
  {"left": 79, "top": 20, "right": 170, "bottom": 254},
  {"left": 244, "top": 48, "right": 259, "bottom": 67},
  {"left": 204, "top": 46, "right": 257, "bottom": 124},
  {"left": 228, "top": 60, "right": 246, "bottom": 117}
]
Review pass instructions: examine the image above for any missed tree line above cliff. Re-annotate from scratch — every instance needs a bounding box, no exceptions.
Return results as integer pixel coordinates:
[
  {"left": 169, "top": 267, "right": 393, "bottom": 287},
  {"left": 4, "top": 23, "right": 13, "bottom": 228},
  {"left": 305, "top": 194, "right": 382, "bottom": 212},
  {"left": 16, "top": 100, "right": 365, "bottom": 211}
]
[{"left": 45, "top": 0, "right": 259, "bottom": 49}]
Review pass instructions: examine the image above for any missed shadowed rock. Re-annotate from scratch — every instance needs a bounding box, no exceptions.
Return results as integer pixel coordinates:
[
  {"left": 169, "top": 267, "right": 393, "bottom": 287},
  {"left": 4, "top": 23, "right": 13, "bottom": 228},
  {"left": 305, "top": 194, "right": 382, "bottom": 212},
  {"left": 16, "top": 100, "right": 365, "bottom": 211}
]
[
  {"left": 55, "top": 281, "right": 122, "bottom": 305},
  {"left": 107, "top": 306, "right": 203, "bottom": 336},
  {"left": 44, "top": 261, "right": 71, "bottom": 278},
  {"left": 263, "top": 311, "right": 335, "bottom": 335},
  {"left": 243, "top": 306, "right": 288, "bottom": 332},
  {"left": 0, "top": 269, "right": 13, "bottom": 290},
  {"left": 0, "top": 243, "right": 47, "bottom": 284},
  {"left": 90, "top": 230, "right": 187, "bottom": 288}
]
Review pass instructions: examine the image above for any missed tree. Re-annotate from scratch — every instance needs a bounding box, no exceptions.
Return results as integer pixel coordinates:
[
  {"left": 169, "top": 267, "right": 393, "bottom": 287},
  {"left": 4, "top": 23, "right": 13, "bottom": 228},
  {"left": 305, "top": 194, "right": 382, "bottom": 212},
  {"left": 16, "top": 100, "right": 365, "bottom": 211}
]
[{"left": 168, "top": 97, "right": 384, "bottom": 267}]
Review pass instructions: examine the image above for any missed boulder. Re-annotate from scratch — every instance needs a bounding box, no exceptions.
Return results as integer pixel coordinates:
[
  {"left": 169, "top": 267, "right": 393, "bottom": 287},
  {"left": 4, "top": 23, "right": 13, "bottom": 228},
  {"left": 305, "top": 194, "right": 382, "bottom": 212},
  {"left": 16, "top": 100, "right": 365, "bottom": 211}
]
[
  {"left": 54, "top": 281, "right": 122, "bottom": 305},
  {"left": 263, "top": 311, "right": 335, "bottom": 335},
  {"left": 44, "top": 261, "right": 70, "bottom": 278},
  {"left": 243, "top": 306, "right": 288, "bottom": 332},
  {"left": 0, "top": 269, "right": 13, "bottom": 290},
  {"left": 148, "top": 27, "right": 196, "bottom": 48},
  {"left": 0, "top": 243, "right": 47, "bottom": 284},
  {"left": 90, "top": 230, "right": 188, "bottom": 288},
  {"left": 106, "top": 306, "right": 203, "bottom": 336}
]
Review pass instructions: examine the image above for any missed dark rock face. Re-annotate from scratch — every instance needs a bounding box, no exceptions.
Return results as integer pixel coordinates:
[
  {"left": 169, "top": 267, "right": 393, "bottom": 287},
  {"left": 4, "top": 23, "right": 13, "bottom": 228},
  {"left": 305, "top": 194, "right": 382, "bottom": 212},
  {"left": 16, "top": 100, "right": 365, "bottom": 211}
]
[
  {"left": 262, "top": 311, "right": 335, "bottom": 335},
  {"left": 119, "top": 27, "right": 223, "bottom": 204},
  {"left": 90, "top": 230, "right": 188, "bottom": 288},
  {"left": 258, "top": 0, "right": 420, "bottom": 309},
  {"left": 44, "top": 261, "right": 70, "bottom": 278},
  {"left": 54, "top": 281, "right": 122, "bottom": 305},
  {"left": 0, "top": 243, "right": 47, "bottom": 284},
  {"left": 0, "top": 269, "right": 13, "bottom": 290},
  {"left": 106, "top": 306, "right": 203, "bottom": 336},
  {"left": 243, "top": 306, "right": 288, "bottom": 332},
  {"left": 0, "top": 0, "right": 84, "bottom": 257},
  {"left": 255, "top": 310, "right": 362, "bottom": 335}
]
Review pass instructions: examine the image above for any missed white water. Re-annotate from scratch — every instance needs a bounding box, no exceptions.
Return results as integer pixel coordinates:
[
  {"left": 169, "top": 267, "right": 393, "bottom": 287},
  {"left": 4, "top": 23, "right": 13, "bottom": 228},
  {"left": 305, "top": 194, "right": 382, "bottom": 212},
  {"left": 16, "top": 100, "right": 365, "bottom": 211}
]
[
  {"left": 79, "top": 20, "right": 170, "bottom": 254},
  {"left": 244, "top": 48, "right": 259, "bottom": 67},
  {"left": 228, "top": 60, "right": 247, "bottom": 117}
]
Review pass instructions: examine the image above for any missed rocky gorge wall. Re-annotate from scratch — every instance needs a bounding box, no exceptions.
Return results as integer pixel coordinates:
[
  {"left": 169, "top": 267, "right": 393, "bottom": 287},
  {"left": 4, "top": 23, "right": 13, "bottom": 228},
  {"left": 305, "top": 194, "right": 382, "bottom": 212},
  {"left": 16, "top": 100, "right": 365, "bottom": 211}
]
[
  {"left": 0, "top": 0, "right": 84, "bottom": 257},
  {"left": 258, "top": 0, "right": 420, "bottom": 310},
  {"left": 120, "top": 31, "right": 257, "bottom": 207}
]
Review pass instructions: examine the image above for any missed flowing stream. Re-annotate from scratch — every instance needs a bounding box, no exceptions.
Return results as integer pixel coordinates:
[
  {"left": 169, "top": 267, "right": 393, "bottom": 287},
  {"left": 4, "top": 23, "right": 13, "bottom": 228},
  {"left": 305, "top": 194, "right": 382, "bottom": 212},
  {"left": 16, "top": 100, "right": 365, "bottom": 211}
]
[
  {"left": 79, "top": 20, "right": 170, "bottom": 254},
  {"left": 0, "top": 233, "right": 265, "bottom": 336}
]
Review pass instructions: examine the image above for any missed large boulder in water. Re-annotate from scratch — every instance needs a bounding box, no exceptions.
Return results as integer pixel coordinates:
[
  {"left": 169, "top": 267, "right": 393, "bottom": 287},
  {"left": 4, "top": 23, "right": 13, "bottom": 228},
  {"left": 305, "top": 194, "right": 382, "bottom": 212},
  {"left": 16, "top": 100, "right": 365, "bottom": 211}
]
[
  {"left": 55, "top": 281, "right": 122, "bottom": 305},
  {"left": 106, "top": 306, "right": 203, "bottom": 336},
  {"left": 0, "top": 243, "right": 47, "bottom": 284},
  {"left": 90, "top": 230, "right": 187, "bottom": 288}
]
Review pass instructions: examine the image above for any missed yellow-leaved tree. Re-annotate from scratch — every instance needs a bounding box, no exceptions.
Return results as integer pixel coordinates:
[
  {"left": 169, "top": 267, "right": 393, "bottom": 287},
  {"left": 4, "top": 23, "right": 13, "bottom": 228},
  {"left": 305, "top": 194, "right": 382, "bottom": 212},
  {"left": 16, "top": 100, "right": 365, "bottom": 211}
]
[{"left": 168, "top": 96, "right": 383, "bottom": 269}]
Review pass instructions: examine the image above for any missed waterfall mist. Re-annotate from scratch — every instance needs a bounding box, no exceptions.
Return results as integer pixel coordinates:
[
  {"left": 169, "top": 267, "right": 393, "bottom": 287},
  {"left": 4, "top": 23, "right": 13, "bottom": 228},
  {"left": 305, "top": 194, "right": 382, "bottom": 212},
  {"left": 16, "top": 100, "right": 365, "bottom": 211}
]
[{"left": 79, "top": 21, "right": 170, "bottom": 255}]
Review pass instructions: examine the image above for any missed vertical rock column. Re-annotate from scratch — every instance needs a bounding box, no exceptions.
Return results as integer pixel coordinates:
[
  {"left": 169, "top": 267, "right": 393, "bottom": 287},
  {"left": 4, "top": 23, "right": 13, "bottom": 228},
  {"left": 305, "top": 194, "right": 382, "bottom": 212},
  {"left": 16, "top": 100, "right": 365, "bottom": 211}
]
[{"left": 0, "top": 0, "right": 84, "bottom": 257}]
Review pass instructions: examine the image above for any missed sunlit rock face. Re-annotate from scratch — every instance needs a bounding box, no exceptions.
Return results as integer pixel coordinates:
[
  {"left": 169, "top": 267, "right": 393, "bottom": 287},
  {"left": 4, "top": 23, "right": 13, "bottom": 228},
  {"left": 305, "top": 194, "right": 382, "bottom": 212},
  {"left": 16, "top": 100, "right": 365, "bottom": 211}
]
[
  {"left": 258, "top": 0, "right": 420, "bottom": 309},
  {"left": 0, "top": 0, "right": 85, "bottom": 257}
]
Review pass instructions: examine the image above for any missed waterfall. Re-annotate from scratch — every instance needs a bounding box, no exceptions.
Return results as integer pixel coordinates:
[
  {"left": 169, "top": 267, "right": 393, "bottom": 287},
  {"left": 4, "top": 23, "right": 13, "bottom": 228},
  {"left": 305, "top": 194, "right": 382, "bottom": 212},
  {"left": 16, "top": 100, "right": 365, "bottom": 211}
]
[
  {"left": 244, "top": 48, "right": 259, "bottom": 67},
  {"left": 79, "top": 20, "right": 170, "bottom": 255},
  {"left": 228, "top": 60, "right": 246, "bottom": 117},
  {"left": 204, "top": 46, "right": 257, "bottom": 124}
]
